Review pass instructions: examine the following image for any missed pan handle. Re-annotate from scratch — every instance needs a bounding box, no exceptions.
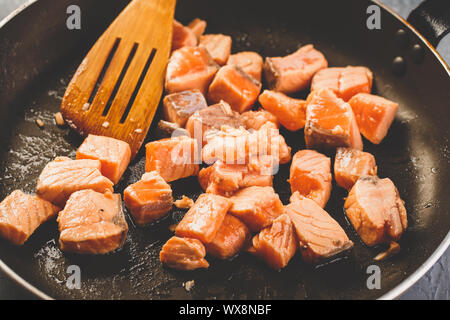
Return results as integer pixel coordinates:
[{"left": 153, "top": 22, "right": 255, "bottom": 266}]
[{"left": 406, "top": 0, "right": 450, "bottom": 47}]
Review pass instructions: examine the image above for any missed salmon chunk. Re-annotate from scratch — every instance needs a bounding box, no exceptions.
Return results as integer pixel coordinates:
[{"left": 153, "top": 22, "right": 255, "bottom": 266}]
[
  {"left": 305, "top": 88, "right": 363, "bottom": 151},
  {"left": 288, "top": 150, "right": 332, "bottom": 208},
  {"left": 263, "top": 44, "right": 328, "bottom": 94},
  {"left": 348, "top": 93, "right": 399, "bottom": 144},
  {"left": 205, "top": 214, "right": 250, "bottom": 259},
  {"left": 259, "top": 90, "right": 306, "bottom": 131},
  {"left": 286, "top": 192, "right": 354, "bottom": 263},
  {"left": 172, "top": 20, "right": 198, "bottom": 51},
  {"left": 208, "top": 65, "right": 262, "bottom": 113},
  {"left": 185, "top": 100, "right": 242, "bottom": 146},
  {"left": 229, "top": 186, "right": 284, "bottom": 232},
  {"left": 175, "top": 193, "right": 231, "bottom": 243},
  {"left": 36, "top": 157, "right": 114, "bottom": 207},
  {"left": 200, "top": 34, "right": 232, "bottom": 66},
  {"left": 188, "top": 18, "right": 207, "bottom": 39},
  {"left": 251, "top": 214, "right": 297, "bottom": 269},
  {"left": 227, "top": 51, "right": 264, "bottom": 82},
  {"left": 76, "top": 134, "right": 131, "bottom": 185},
  {"left": 57, "top": 189, "right": 128, "bottom": 254},
  {"left": 145, "top": 136, "right": 199, "bottom": 182},
  {"left": 163, "top": 89, "right": 208, "bottom": 127},
  {"left": 202, "top": 125, "right": 291, "bottom": 165},
  {"left": 240, "top": 109, "right": 279, "bottom": 131},
  {"left": 344, "top": 176, "right": 407, "bottom": 246},
  {"left": 124, "top": 171, "right": 173, "bottom": 226},
  {"left": 165, "top": 46, "right": 219, "bottom": 95},
  {"left": 311, "top": 66, "right": 373, "bottom": 101},
  {"left": 334, "top": 147, "right": 377, "bottom": 191},
  {"left": 0, "top": 190, "right": 59, "bottom": 245},
  {"left": 198, "top": 155, "right": 275, "bottom": 196},
  {"left": 160, "top": 236, "right": 209, "bottom": 270}
]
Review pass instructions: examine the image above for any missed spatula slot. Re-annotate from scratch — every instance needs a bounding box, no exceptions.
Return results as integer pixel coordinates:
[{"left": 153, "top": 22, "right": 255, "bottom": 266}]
[
  {"left": 87, "top": 38, "right": 121, "bottom": 108},
  {"left": 102, "top": 42, "right": 139, "bottom": 117},
  {"left": 120, "top": 48, "right": 158, "bottom": 124}
]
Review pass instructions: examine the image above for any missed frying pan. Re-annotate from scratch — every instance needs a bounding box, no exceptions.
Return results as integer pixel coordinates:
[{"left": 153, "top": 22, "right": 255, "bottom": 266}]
[{"left": 0, "top": 0, "right": 449, "bottom": 300}]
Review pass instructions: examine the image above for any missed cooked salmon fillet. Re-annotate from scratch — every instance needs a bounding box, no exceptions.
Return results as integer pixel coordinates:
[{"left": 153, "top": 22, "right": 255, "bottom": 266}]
[
  {"left": 175, "top": 193, "right": 231, "bottom": 243},
  {"left": 240, "top": 109, "right": 279, "bottom": 130},
  {"left": 163, "top": 89, "right": 208, "bottom": 127},
  {"left": 286, "top": 192, "right": 353, "bottom": 263},
  {"left": 208, "top": 65, "right": 262, "bottom": 113},
  {"left": 229, "top": 186, "right": 284, "bottom": 232},
  {"left": 160, "top": 236, "right": 209, "bottom": 270},
  {"left": 165, "top": 46, "right": 219, "bottom": 96},
  {"left": 199, "top": 34, "right": 232, "bottom": 66},
  {"left": 311, "top": 66, "right": 373, "bottom": 101},
  {"left": 198, "top": 155, "right": 275, "bottom": 196},
  {"left": 202, "top": 125, "right": 291, "bottom": 165},
  {"left": 172, "top": 20, "right": 198, "bottom": 51},
  {"left": 334, "top": 147, "right": 377, "bottom": 191},
  {"left": 348, "top": 93, "right": 399, "bottom": 144},
  {"left": 36, "top": 156, "right": 114, "bottom": 207},
  {"left": 124, "top": 171, "right": 173, "bottom": 226},
  {"left": 227, "top": 51, "right": 264, "bottom": 82},
  {"left": 57, "top": 189, "right": 128, "bottom": 254},
  {"left": 251, "top": 214, "right": 297, "bottom": 269},
  {"left": 344, "top": 176, "right": 407, "bottom": 246},
  {"left": 0, "top": 190, "right": 60, "bottom": 245},
  {"left": 187, "top": 18, "right": 207, "bottom": 39},
  {"left": 145, "top": 136, "right": 199, "bottom": 182},
  {"left": 204, "top": 214, "right": 250, "bottom": 259},
  {"left": 263, "top": 44, "right": 328, "bottom": 94},
  {"left": 185, "top": 100, "right": 242, "bottom": 146},
  {"left": 76, "top": 134, "right": 131, "bottom": 185},
  {"left": 305, "top": 88, "right": 363, "bottom": 151},
  {"left": 259, "top": 90, "right": 306, "bottom": 131},
  {"left": 288, "top": 150, "right": 332, "bottom": 208}
]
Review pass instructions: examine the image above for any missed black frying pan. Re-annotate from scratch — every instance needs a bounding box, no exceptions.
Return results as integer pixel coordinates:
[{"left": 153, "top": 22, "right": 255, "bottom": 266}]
[{"left": 0, "top": 0, "right": 449, "bottom": 300}]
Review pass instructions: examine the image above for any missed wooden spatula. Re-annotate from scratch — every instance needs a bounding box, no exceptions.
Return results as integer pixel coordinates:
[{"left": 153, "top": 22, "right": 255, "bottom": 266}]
[{"left": 61, "top": 0, "right": 176, "bottom": 158}]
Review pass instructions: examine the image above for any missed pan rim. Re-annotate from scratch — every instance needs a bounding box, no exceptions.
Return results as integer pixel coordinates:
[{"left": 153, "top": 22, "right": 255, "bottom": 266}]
[{"left": 0, "top": 0, "right": 448, "bottom": 301}]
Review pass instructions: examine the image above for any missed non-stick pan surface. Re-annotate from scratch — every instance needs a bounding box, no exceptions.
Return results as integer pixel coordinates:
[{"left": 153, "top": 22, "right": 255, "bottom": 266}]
[{"left": 0, "top": 0, "right": 449, "bottom": 300}]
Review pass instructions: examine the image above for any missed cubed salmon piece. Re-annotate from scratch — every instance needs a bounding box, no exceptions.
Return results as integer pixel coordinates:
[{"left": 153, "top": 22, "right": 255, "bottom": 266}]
[
  {"left": 227, "top": 51, "right": 263, "bottom": 82},
  {"left": 57, "top": 189, "right": 128, "bottom": 254},
  {"left": 198, "top": 155, "right": 275, "bottom": 196},
  {"left": 0, "top": 190, "right": 60, "bottom": 245},
  {"left": 305, "top": 88, "right": 363, "bottom": 151},
  {"left": 229, "top": 186, "right": 284, "bottom": 232},
  {"left": 251, "top": 214, "right": 297, "bottom": 269},
  {"left": 165, "top": 46, "right": 219, "bottom": 96},
  {"left": 36, "top": 157, "right": 114, "bottom": 207},
  {"left": 199, "top": 34, "right": 232, "bottom": 66},
  {"left": 288, "top": 150, "right": 332, "bottom": 208},
  {"left": 286, "top": 192, "right": 354, "bottom": 263},
  {"left": 160, "top": 236, "right": 209, "bottom": 270},
  {"left": 311, "top": 66, "right": 373, "bottom": 101},
  {"left": 240, "top": 109, "right": 279, "bottom": 130},
  {"left": 172, "top": 20, "right": 198, "bottom": 51},
  {"left": 163, "top": 89, "right": 208, "bottom": 127},
  {"left": 188, "top": 18, "right": 207, "bottom": 39},
  {"left": 263, "top": 44, "right": 328, "bottom": 94},
  {"left": 348, "top": 93, "right": 399, "bottom": 144},
  {"left": 344, "top": 176, "right": 407, "bottom": 246},
  {"left": 175, "top": 193, "right": 231, "bottom": 243},
  {"left": 204, "top": 214, "right": 250, "bottom": 259},
  {"left": 76, "top": 134, "right": 131, "bottom": 185},
  {"left": 259, "top": 90, "right": 306, "bottom": 131},
  {"left": 123, "top": 171, "right": 173, "bottom": 226},
  {"left": 145, "top": 136, "right": 199, "bottom": 182},
  {"left": 334, "top": 147, "right": 377, "bottom": 191},
  {"left": 208, "top": 65, "right": 262, "bottom": 113},
  {"left": 185, "top": 100, "right": 242, "bottom": 146}
]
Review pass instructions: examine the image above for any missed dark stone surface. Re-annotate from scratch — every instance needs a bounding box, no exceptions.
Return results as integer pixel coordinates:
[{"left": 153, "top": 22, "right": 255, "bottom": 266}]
[{"left": 0, "top": 0, "right": 448, "bottom": 300}]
